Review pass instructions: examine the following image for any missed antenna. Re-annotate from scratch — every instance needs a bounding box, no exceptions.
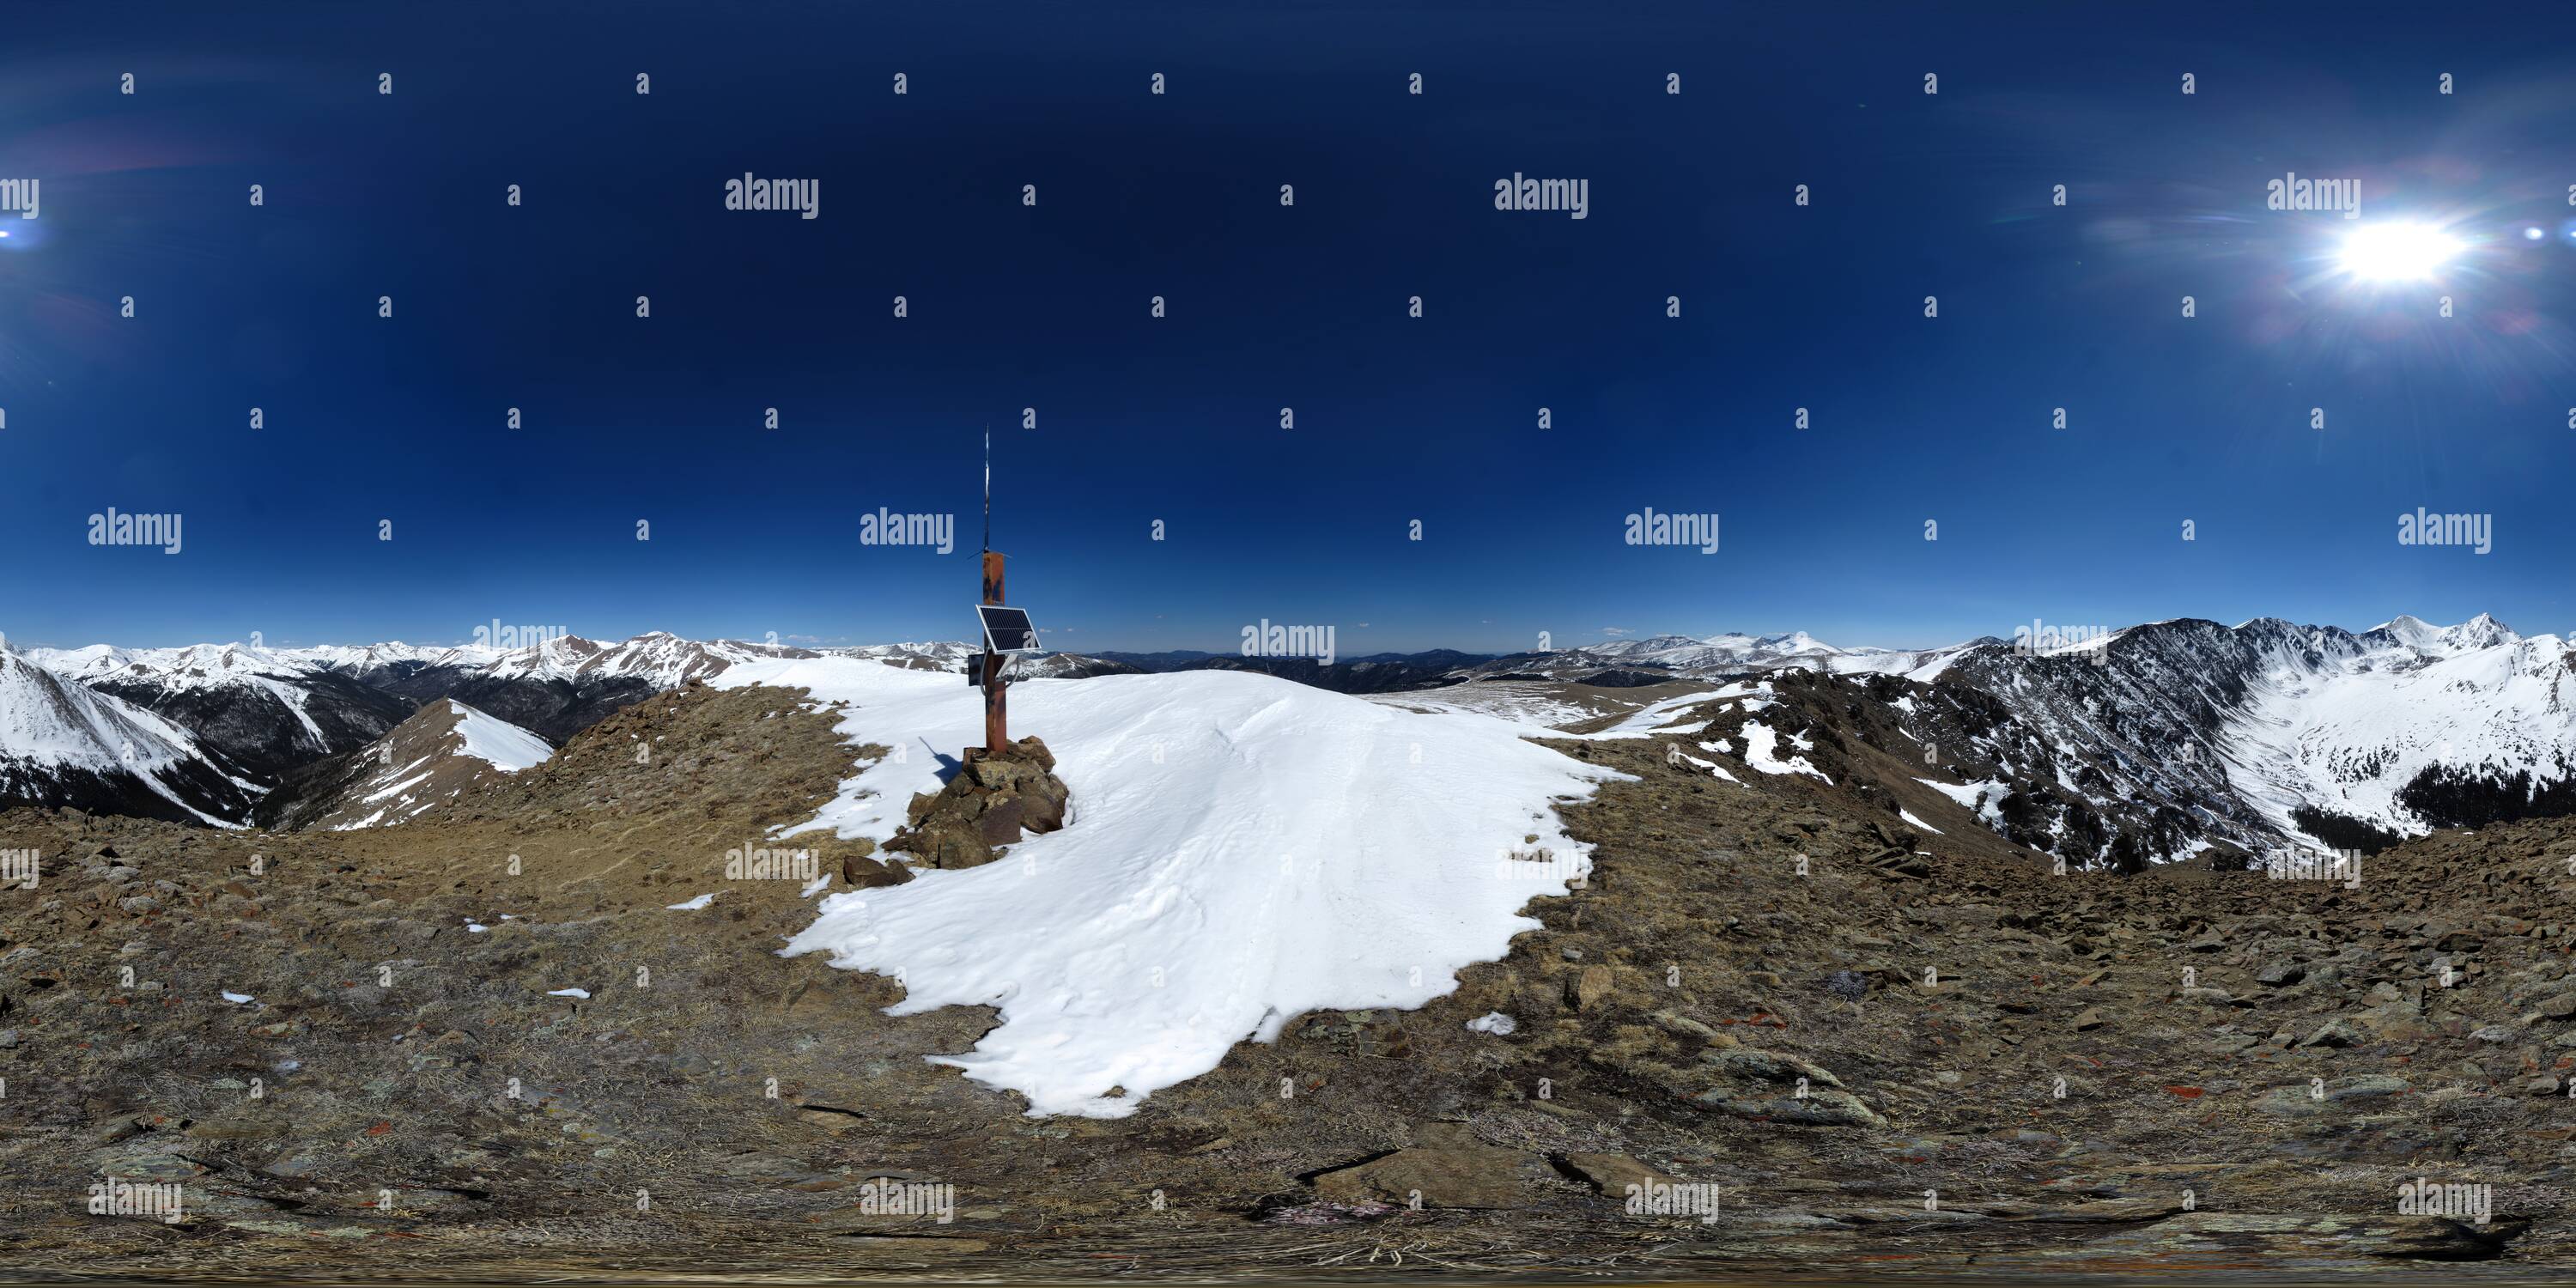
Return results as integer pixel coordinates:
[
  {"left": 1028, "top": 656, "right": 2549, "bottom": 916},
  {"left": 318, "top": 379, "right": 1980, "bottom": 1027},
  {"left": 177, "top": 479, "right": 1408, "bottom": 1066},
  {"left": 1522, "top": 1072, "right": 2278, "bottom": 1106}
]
[{"left": 982, "top": 424, "right": 992, "bottom": 554}]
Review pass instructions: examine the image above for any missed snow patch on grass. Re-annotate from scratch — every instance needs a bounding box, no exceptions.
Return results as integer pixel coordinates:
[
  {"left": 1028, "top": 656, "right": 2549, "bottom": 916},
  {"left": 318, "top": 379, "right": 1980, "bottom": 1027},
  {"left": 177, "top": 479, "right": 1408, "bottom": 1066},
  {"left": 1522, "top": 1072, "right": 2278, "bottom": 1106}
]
[
  {"left": 1740, "top": 720, "right": 1831, "bottom": 783},
  {"left": 718, "top": 659, "right": 1624, "bottom": 1119},
  {"left": 1918, "top": 777, "right": 2009, "bottom": 827}
]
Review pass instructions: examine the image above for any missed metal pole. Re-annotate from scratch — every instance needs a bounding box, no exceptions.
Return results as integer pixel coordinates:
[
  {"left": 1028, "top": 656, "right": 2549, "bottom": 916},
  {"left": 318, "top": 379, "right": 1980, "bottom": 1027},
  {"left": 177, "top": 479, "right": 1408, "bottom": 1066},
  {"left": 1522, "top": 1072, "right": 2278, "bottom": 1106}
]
[
  {"left": 979, "top": 423, "right": 1006, "bottom": 754},
  {"left": 981, "top": 550, "right": 1007, "bottom": 753}
]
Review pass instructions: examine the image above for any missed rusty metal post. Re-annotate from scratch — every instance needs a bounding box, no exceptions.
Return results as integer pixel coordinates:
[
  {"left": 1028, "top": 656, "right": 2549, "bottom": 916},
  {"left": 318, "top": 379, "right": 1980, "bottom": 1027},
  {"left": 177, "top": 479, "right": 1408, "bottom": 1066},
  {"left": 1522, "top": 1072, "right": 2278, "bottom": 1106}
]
[{"left": 981, "top": 550, "right": 1007, "bottom": 754}]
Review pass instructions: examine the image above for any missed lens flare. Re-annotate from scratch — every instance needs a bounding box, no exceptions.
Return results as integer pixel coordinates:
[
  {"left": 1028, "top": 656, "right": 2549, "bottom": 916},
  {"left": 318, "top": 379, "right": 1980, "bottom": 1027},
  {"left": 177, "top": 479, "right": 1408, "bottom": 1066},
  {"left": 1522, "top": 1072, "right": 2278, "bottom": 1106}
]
[{"left": 2338, "top": 222, "right": 2464, "bottom": 282}]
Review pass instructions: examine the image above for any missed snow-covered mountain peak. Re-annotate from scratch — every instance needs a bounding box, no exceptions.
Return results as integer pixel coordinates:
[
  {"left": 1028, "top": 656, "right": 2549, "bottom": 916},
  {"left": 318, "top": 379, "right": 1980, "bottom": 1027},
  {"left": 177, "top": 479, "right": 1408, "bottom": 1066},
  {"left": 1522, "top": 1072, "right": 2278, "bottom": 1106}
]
[
  {"left": 1753, "top": 630, "right": 1844, "bottom": 655},
  {"left": 22, "top": 640, "right": 326, "bottom": 690},
  {"left": 278, "top": 641, "right": 456, "bottom": 671},
  {"left": 2356, "top": 613, "right": 2519, "bottom": 659},
  {"left": 2439, "top": 612, "right": 2517, "bottom": 652}
]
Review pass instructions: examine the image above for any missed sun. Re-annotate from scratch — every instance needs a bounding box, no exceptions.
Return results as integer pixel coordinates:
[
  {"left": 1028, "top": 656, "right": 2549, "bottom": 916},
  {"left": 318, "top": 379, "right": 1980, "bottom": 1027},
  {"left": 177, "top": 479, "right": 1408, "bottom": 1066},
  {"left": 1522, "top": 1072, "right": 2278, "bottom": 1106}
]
[{"left": 2338, "top": 222, "right": 2464, "bottom": 282}]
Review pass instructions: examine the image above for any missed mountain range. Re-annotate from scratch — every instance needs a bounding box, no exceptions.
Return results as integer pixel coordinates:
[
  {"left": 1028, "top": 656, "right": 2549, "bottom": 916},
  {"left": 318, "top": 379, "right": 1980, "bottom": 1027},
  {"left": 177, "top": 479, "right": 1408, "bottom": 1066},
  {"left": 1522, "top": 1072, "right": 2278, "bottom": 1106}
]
[{"left": 0, "top": 617, "right": 2567, "bottom": 865}]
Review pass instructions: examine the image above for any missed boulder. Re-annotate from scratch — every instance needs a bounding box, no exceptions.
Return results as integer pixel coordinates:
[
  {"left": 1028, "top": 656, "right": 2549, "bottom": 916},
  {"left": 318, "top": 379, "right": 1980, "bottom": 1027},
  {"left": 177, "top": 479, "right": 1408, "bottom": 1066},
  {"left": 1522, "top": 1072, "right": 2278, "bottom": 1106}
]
[
  {"left": 1696, "top": 1087, "right": 1886, "bottom": 1127},
  {"left": 840, "top": 854, "right": 913, "bottom": 890},
  {"left": 1702, "top": 1047, "right": 1844, "bottom": 1089}
]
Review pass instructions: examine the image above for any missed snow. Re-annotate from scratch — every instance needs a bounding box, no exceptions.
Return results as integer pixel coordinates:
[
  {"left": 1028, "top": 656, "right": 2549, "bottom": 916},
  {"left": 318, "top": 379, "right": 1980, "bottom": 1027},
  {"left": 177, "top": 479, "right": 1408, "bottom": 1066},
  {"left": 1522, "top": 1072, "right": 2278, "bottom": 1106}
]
[
  {"left": 1575, "top": 630, "right": 1976, "bottom": 680},
  {"left": 546, "top": 987, "right": 591, "bottom": 999},
  {"left": 0, "top": 654, "right": 197, "bottom": 769},
  {"left": 29, "top": 633, "right": 796, "bottom": 702},
  {"left": 360, "top": 770, "right": 434, "bottom": 805},
  {"left": 1382, "top": 681, "right": 1760, "bottom": 742},
  {"left": 471, "top": 632, "right": 805, "bottom": 689},
  {"left": 21, "top": 641, "right": 331, "bottom": 749},
  {"left": 714, "top": 657, "right": 1623, "bottom": 1119},
  {"left": 1465, "top": 1012, "right": 1518, "bottom": 1036},
  {"left": 2370, "top": 615, "right": 2445, "bottom": 651},
  {"left": 1572, "top": 684, "right": 1759, "bottom": 739},
  {"left": 448, "top": 702, "right": 551, "bottom": 770},
  {"left": 665, "top": 893, "right": 717, "bottom": 911},
  {"left": 1899, "top": 808, "right": 1942, "bottom": 835},
  {"left": 1673, "top": 744, "right": 1739, "bottom": 782},
  {"left": 2223, "top": 625, "right": 2572, "bottom": 841},
  {"left": 0, "top": 653, "right": 239, "bottom": 826},
  {"left": 271, "top": 680, "right": 326, "bottom": 742},
  {"left": 833, "top": 641, "right": 978, "bottom": 671},
  {"left": 276, "top": 641, "right": 459, "bottom": 671},
  {"left": 1919, "top": 777, "right": 2009, "bottom": 827},
  {"left": 1738, "top": 720, "right": 1832, "bottom": 783},
  {"left": 1358, "top": 683, "right": 1602, "bottom": 729},
  {"left": 2366, "top": 612, "right": 2516, "bottom": 655},
  {"left": 220, "top": 991, "right": 254, "bottom": 1004}
]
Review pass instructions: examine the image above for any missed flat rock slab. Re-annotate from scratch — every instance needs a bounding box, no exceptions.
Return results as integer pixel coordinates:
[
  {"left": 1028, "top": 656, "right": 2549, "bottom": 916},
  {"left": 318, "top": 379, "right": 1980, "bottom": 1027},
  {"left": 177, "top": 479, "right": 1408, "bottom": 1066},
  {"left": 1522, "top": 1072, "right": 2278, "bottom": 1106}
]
[{"left": 1310, "top": 1128, "right": 1542, "bottom": 1209}]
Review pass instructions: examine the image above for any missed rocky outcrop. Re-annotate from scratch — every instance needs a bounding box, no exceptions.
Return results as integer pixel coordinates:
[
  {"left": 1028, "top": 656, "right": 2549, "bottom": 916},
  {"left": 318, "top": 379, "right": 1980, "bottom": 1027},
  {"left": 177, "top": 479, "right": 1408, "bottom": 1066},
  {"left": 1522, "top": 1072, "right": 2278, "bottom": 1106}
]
[{"left": 889, "top": 737, "right": 1070, "bottom": 869}]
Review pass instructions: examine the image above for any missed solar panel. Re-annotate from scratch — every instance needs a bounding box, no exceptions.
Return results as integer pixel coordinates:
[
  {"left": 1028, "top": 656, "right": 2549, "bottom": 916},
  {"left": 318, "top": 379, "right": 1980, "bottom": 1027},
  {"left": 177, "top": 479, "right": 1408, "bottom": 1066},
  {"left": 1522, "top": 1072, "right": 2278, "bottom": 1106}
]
[{"left": 977, "top": 605, "right": 1042, "bottom": 654}]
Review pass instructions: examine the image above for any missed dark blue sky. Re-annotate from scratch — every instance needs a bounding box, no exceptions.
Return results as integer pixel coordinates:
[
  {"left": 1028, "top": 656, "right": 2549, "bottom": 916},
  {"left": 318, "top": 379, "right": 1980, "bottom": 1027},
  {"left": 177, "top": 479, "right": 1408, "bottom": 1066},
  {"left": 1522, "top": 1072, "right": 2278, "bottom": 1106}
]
[{"left": 6, "top": 1, "right": 2575, "bottom": 653}]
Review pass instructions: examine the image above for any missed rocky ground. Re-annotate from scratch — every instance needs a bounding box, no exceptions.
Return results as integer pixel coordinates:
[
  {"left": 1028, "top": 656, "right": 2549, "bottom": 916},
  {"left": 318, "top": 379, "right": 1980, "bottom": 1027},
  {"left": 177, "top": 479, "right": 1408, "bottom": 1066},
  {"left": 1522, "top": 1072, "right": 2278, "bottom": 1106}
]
[{"left": 0, "top": 677, "right": 2570, "bottom": 1279}]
